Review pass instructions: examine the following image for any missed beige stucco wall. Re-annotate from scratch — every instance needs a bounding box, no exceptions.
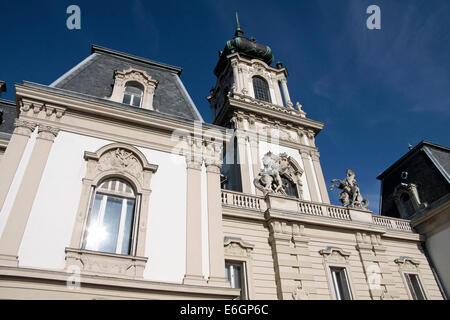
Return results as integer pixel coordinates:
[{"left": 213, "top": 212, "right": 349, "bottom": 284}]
[{"left": 223, "top": 212, "right": 444, "bottom": 300}]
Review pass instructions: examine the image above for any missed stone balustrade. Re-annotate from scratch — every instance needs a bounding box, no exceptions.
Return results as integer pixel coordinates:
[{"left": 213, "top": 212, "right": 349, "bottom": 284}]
[
  {"left": 221, "top": 189, "right": 262, "bottom": 210},
  {"left": 221, "top": 189, "right": 413, "bottom": 232}
]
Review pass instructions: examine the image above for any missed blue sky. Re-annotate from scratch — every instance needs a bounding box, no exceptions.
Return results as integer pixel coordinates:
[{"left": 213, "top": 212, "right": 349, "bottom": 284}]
[{"left": 1, "top": 0, "right": 449, "bottom": 212}]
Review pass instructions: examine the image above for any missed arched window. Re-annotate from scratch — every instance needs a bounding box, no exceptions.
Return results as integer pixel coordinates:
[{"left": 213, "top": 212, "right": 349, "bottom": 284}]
[
  {"left": 252, "top": 76, "right": 271, "bottom": 103},
  {"left": 83, "top": 178, "right": 137, "bottom": 255},
  {"left": 281, "top": 175, "right": 299, "bottom": 198},
  {"left": 122, "top": 82, "right": 143, "bottom": 107}
]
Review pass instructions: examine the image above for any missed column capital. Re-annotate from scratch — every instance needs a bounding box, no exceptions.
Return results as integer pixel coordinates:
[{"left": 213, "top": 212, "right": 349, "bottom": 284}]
[
  {"left": 37, "top": 125, "right": 60, "bottom": 141},
  {"left": 299, "top": 149, "right": 311, "bottom": 158},
  {"left": 186, "top": 160, "right": 202, "bottom": 171},
  {"left": 311, "top": 151, "right": 320, "bottom": 161},
  {"left": 204, "top": 141, "right": 223, "bottom": 171},
  {"left": 13, "top": 119, "right": 37, "bottom": 137},
  {"left": 205, "top": 164, "right": 221, "bottom": 174}
]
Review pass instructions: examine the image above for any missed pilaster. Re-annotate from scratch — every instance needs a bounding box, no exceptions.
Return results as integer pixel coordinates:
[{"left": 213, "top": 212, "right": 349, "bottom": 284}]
[
  {"left": 0, "top": 124, "right": 59, "bottom": 266},
  {"left": 236, "top": 132, "right": 252, "bottom": 194},
  {"left": 311, "top": 151, "right": 331, "bottom": 204},
  {"left": 269, "top": 220, "right": 312, "bottom": 300},
  {"left": 355, "top": 232, "right": 395, "bottom": 300},
  {"left": 299, "top": 149, "right": 320, "bottom": 202},
  {"left": 0, "top": 119, "right": 37, "bottom": 212},
  {"left": 183, "top": 139, "right": 207, "bottom": 285},
  {"left": 204, "top": 141, "right": 229, "bottom": 287}
]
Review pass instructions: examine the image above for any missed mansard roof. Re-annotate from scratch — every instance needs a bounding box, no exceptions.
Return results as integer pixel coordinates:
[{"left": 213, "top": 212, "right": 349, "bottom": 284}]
[
  {"left": 50, "top": 45, "right": 203, "bottom": 122},
  {"left": 0, "top": 99, "right": 16, "bottom": 135},
  {"left": 377, "top": 140, "right": 450, "bottom": 183}
]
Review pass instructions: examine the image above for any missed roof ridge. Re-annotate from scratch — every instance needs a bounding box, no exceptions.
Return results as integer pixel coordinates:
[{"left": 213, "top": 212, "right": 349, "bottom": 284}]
[{"left": 91, "top": 45, "right": 182, "bottom": 75}]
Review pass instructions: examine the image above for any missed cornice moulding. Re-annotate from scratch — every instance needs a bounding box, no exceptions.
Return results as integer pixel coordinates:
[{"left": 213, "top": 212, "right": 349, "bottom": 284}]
[{"left": 15, "top": 84, "right": 228, "bottom": 140}]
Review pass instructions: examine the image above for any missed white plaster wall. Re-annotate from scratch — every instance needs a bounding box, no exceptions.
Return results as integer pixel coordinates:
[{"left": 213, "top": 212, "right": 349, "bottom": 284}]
[
  {"left": 18, "top": 132, "right": 112, "bottom": 270},
  {"left": 0, "top": 130, "right": 37, "bottom": 238},
  {"left": 137, "top": 147, "right": 187, "bottom": 283},
  {"left": 258, "top": 140, "right": 311, "bottom": 201},
  {"left": 17, "top": 131, "right": 188, "bottom": 284},
  {"left": 425, "top": 228, "right": 450, "bottom": 293}
]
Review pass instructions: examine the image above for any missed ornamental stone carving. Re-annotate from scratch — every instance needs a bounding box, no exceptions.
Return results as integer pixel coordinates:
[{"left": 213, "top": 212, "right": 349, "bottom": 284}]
[
  {"left": 109, "top": 67, "right": 158, "bottom": 110},
  {"left": 319, "top": 247, "right": 351, "bottom": 264},
  {"left": 224, "top": 237, "right": 254, "bottom": 258},
  {"left": 395, "top": 256, "right": 420, "bottom": 272},
  {"left": 98, "top": 148, "right": 143, "bottom": 181},
  {"left": 393, "top": 183, "right": 427, "bottom": 219},
  {"left": 65, "top": 248, "right": 147, "bottom": 279},
  {"left": 13, "top": 119, "right": 37, "bottom": 136},
  {"left": 330, "top": 169, "right": 369, "bottom": 209},
  {"left": 254, "top": 151, "right": 303, "bottom": 198},
  {"left": 37, "top": 125, "right": 60, "bottom": 140},
  {"left": 204, "top": 141, "right": 223, "bottom": 170},
  {"left": 84, "top": 143, "right": 158, "bottom": 190}
]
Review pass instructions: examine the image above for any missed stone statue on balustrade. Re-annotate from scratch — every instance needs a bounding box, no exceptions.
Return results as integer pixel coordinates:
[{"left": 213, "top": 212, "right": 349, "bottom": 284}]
[
  {"left": 254, "top": 151, "right": 303, "bottom": 198},
  {"left": 329, "top": 169, "right": 369, "bottom": 209}
]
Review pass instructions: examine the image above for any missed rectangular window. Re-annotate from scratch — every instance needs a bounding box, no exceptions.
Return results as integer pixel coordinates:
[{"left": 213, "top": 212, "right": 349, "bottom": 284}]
[
  {"left": 330, "top": 267, "right": 352, "bottom": 300},
  {"left": 405, "top": 273, "right": 426, "bottom": 300},
  {"left": 225, "top": 261, "right": 248, "bottom": 300}
]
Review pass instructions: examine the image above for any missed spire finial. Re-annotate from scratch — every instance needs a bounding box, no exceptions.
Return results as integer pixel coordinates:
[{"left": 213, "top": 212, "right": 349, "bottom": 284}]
[{"left": 235, "top": 11, "right": 244, "bottom": 37}]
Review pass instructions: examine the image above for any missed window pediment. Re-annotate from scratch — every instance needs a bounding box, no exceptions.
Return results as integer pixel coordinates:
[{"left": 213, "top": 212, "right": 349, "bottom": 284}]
[{"left": 84, "top": 143, "right": 158, "bottom": 191}]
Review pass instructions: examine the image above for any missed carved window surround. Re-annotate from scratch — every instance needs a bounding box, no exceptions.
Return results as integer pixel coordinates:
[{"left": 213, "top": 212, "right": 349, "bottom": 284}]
[
  {"left": 395, "top": 256, "right": 428, "bottom": 300},
  {"left": 66, "top": 143, "right": 158, "bottom": 279},
  {"left": 319, "top": 247, "right": 357, "bottom": 300},
  {"left": 109, "top": 67, "right": 158, "bottom": 111},
  {"left": 393, "top": 183, "right": 427, "bottom": 219},
  {"left": 224, "top": 237, "right": 255, "bottom": 300},
  {"left": 65, "top": 248, "right": 147, "bottom": 279}
]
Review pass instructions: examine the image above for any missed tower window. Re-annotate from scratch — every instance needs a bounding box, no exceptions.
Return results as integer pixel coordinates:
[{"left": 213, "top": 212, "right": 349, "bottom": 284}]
[
  {"left": 252, "top": 76, "right": 271, "bottom": 103},
  {"left": 281, "top": 176, "right": 298, "bottom": 198},
  {"left": 122, "top": 82, "right": 143, "bottom": 107}
]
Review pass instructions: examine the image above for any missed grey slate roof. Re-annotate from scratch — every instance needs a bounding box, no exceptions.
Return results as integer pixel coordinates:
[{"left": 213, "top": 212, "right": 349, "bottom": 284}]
[
  {"left": 377, "top": 141, "right": 450, "bottom": 183},
  {"left": 424, "top": 144, "right": 450, "bottom": 183},
  {"left": 51, "top": 45, "right": 203, "bottom": 122},
  {"left": 0, "top": 99, "right": 16, "bottom": 134},
  {"left": 0, "top": 81, "right": 6, "bottom": 94}
]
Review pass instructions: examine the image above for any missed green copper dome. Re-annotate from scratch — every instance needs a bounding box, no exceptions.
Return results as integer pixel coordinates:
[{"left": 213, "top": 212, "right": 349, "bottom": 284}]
[{"left": 214, "top": 13, "right": 274, "bottom": 77}]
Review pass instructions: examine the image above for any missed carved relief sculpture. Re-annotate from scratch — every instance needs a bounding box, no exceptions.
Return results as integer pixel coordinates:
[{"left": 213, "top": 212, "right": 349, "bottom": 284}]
[
  {"left": 330, "top": 169, "right": 369, "bottom": 209},
  {"left": 254, "top": 151, "right": 303, "bottom": 198}
]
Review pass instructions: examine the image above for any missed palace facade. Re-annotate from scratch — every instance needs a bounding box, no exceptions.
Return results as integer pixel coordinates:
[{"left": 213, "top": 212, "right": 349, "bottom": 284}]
[{"left": 0, "top": 23, "right": 445, "bottom": 300}]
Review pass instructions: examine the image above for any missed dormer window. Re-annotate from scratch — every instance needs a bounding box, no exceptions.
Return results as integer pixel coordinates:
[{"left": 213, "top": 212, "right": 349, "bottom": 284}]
[
  {"left": 122, "top": 82, "right": 143, "bottom": 107},
  {"left": 252, "top": 76, "right": 271, "bottom": 103},
  {"left": 109, "top": 67, "right": 158, "bottom": 110}
]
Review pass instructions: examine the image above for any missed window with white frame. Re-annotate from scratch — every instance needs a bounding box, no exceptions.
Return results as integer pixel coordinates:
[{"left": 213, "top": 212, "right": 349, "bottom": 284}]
[
  {"left": 225, "top": 261, "right": 248, "bottom": 300},
  {"left": 83, "top": 178, "right": 138, "bottom": 255},
  {"left": 405, "top": 273, "right": 426, "bottom": 300},
  {"left": 330, "top": 267, "right": 353, "bottom": 300},
  {"left": 122, "top": 82, "right": 144, "bottom": 107}
]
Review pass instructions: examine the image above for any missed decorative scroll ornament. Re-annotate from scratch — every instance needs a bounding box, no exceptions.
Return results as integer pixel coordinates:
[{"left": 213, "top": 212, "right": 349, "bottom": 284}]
[
  {"left": 98, "top": 148, "right": 143, "bottom": 180},
  {"left": 329, "top": 169, "right": 369, "bottom": 209},
  {"left": 254, "top": 151, "right": 302, "bottom": 197}
]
